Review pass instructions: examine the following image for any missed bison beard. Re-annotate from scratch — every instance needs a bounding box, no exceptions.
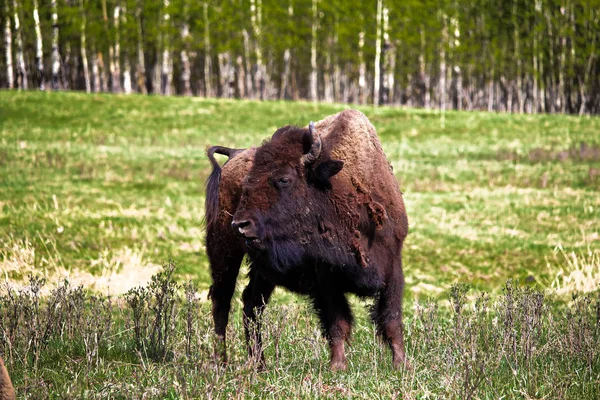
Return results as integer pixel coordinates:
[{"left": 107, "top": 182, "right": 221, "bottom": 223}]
[{"left": 205, "top": 109, "right": 409, "bottom": 371}]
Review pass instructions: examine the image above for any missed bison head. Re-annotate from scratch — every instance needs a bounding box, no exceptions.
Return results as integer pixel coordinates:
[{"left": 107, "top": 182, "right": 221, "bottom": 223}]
[{"left": 231, "top": 122, "right": 344, "bottom": 269}]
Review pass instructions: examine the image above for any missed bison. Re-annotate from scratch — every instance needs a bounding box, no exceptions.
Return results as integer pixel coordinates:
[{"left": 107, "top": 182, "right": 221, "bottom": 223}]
[
  {"left": 205, "top": 109, "right": 409, "bottom": 371},
  {"left": 0, "top": 356, "right": 15, "bottom": 400}
]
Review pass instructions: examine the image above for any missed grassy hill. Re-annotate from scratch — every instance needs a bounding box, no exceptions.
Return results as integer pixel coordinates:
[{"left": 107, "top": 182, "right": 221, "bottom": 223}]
[
  {"left": 2, "top": 91, "right": 599, "bottom": 295},
  {"left": 0, "top": 91, "right": 599, "bottom": 398}
]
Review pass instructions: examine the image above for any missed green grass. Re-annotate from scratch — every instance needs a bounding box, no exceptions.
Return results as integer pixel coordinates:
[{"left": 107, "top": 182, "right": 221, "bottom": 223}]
[
  {"left": 1, "top": 90, "right": 599, "bottom": 295},
  {"left": 1, "top": 91, "right": 599, "bottom": 398}
]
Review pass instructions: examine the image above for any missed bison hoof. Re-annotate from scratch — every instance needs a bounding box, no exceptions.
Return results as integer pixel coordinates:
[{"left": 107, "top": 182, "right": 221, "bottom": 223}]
[
  {"left": 330, "top": 359, "right": 348, "bottom": 372},
  {"left": 393, "top": 357, "right": 411, "bottom": 371}
]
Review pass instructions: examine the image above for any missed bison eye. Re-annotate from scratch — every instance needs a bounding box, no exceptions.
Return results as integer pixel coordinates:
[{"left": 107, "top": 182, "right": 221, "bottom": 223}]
[{"left": 277, "top": 177, "right": 292, "bottom": 187}]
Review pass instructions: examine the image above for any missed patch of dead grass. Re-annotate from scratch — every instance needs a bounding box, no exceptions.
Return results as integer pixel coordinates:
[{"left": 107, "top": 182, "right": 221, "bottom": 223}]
[
  {"left": 0, "top": 237, "right": 162, "bottom": 295},
  {"left": 552, "top": 245, "right": 600, "bottom": 295}
]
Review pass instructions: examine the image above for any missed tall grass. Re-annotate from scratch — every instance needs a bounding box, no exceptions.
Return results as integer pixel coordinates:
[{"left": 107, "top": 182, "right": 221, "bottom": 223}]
[{"left": 0, "top": 266, "right": 598, "bottom": 398}]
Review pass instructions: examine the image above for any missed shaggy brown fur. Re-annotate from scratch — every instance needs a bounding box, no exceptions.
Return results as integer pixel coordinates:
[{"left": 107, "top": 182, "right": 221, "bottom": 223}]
[
  {"left": 205, "top": 109, "right": 409, "bottom": 370},
  {"left": 0, "top": 357, "right": 15, "bottom": 400}
]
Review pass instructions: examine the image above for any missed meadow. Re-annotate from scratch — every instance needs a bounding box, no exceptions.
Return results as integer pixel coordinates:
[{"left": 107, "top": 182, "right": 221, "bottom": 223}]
[{"left": 0, "top": 91, "right": 599, "bottom": 398}]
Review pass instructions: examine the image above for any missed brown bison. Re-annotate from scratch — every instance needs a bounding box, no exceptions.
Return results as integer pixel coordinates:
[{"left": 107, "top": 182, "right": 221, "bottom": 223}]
[
  {"left": 205, "top": 109, "right": 409, "bottom": 371},
  {"left": 0, "top": 357, "right": 15, "bottom": 400}
]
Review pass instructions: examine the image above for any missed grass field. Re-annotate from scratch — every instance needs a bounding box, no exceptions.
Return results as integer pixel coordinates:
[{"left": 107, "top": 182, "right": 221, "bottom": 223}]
[{"left": 1, "top": 91, "right": 599, "bottom": 398}]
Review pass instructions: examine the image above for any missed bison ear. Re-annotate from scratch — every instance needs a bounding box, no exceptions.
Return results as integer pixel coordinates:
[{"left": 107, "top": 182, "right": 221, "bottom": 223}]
[{"left": 313, "top": 159, "right": 344, "bottom": 188}]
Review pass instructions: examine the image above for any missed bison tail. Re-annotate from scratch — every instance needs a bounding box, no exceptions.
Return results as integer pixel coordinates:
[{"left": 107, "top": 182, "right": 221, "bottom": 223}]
[{"left": 204, "top": 146, "right": 242, "bottom": 230}]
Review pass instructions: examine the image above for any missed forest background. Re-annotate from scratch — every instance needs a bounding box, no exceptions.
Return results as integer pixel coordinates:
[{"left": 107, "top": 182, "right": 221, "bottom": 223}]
[{"left": 2, "top": 0, "right": 600, "bottom": 114}]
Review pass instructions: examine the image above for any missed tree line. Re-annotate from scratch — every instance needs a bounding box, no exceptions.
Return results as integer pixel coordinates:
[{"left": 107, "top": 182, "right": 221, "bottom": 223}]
[{"left": 1, "top": 0, "right": 599, "bottom": 114}]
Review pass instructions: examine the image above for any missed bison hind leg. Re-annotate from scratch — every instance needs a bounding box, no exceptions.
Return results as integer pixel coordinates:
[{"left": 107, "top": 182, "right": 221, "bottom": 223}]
[{"left": 370, "top": 265, "right": 410, "bottom": 370}]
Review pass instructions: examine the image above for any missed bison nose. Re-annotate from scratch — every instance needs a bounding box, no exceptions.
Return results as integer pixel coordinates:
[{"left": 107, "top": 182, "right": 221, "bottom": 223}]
[{"left": 232, "top": 219, "right": 255, "bottom": 238}]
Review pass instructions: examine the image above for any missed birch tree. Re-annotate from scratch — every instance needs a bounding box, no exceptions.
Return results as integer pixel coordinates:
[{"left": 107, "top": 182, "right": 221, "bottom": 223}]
[
  {"left": 3, "top": 0, "right": 13, "bottom": 89},
  {"left": 439, "top": 12, "right": 448, "bottom": 111},
  {"left": 135, "top": 1, "right": 146, "bottom": 94},
  {"left": 80, "top": 0, "right": 90, "bottom": 92},
  {"left": 203, "top": 2, "right": 213, "bottom": 97},
  {"left": 112, "top": 4, "right": 122, "bottom": 93},
  {"left": 280, "top": 3, "right": 293, "bottom": 100},
  {"left": 250, "top": 0, "right": 265, "bottom": 99},
  {"left": 33, "top": 0, "right": 44, "bottom": 89},
  {"left": 373, "top": 0, "right": 383, "bottom": 106},
  {"left": 121, "top": 4, "right": 132, "bottom": 94},
  {"left": 179, "top": 0, "right": 191, "bottom": 96},
  {"left": 92, "top": 45, "right": 101, "bottom": 92},
  {"left": 309, "top": 0, "right": 318, "bottom": 101},
  {"left": 12, "top": 0, "right": 27, "bottom": 89},
  {"left": 161, "top": 0, "right": 172, "bottom": 95},
  {"left": 382, "top": 6, "right": 396, "bottom": 104},
  {"left": 51, "top": 0, "right": 60, "bottom": 89},
  {"left": 358, "top": 30, "right": 366, "bottom": 104}
]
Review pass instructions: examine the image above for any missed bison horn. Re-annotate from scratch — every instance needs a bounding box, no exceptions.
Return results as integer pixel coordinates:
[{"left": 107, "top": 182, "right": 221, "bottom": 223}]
[{"left": 302, "top": 121, "right": 322, "bottom": 165}]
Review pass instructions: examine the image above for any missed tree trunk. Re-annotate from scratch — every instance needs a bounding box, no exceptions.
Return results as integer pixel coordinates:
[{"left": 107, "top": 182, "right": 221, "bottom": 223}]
[
  {"left": 63, "top": 41, "right": 71, "bottom": 89},
  {"left": 452, "top": 14, "right": 462, "bottom": 110},
  {"left": 153, "top": 31, "right": 162, "bottom": 94},
  {"left": 180, "top": 3, "right": 192, "bottom": 96},
  {"left": 558, "top": 4, "right": 567, "bottom": 113},
  {"left": 102, "top": 0, "right": 114, "bottom": 91},
  {"left": 579, "top": 12, "right": 598, "bottom": 115},
  {"left": 203, "top": 2, "right": 213, "bottom": 97},
  {"left": 250, "top": 0, "right": 265, "bottom": 99},
  {"left": 161, "top": 0, "right": 172, "bottom": 95},
  {"left": 218, "top": 52, "right": 232, "bottom": 98},
  {"left": 333, "top": 21, "right": 341, "bottom": 102},
  {"left": 112, "top": 5, "right": 122, "bottom": 93},
  {"left": 3, "top": 1, "right": 13, "bottom": 89},
  {"left": 236, "top": 55, "right": 245, "bottom": 98},
  {"left": 439, "top": 13, "right": 448, "bottom": 111},
  {"left": 242, "top": 29, "right": 252, "bottom": 98},
  {"left": 80, "top": 0, "right": 91, "bottom": 93},
  {"left": 341, "top": 63, "right": 350, "bottom": 103},
  {"left": 323, "top": 36, "right": 333, "bottom": 102},
  {"left": 544, "top": 6, "right": 555, "bottom": 112},
  {"left": 136, "top": 2, "right": 146, "bottom": 94},
  {"left": 120, "top": 5, "right": 132, "bottom": 94},
  {"left": 512, "top": 2, "right": 524, "bottom": 113},
  {"left": 280, "top": 3, "right": 293, "bottom": 100},
  {"left": 420, "top": 27, "right": 430, "bottom": 108},
  {"left": 33, "top": 0, "right": 44, "bottom": 89},
  {"left": 281, "top": 48, "right": 291, "bottom": 100},
  {"left": 373, "top": 0, "right": 383, "bottom": 106},
  {"left": 97, "top": 48, "right": 108, "bottom": 92},
  {"left": 92, "top": 45, "right": 101, "bottom": 92},
  {"left": 13, "top": 0, "right": 27, "bottom": 89},
  {"left": 309, "top": 0, "right": 318, "bottom": 101},
  {"left": 51, "top": 0, "right": 60, "bottom": 89},
  {"left": 382, "top": 7, "right": 396, "bottom": 104},
  {"left": 568, "top": 0, "right": 576, "bottom": 113},
  {"left": 358, "top": 31, "right": 366, "bottom": 104}
]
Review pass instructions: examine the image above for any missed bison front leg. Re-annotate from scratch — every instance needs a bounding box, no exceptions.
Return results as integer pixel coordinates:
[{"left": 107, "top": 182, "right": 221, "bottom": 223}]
[
  {"left": 372, "top": 262, "right": 409, "bottom": 369},
  {"left": 242, "top": 267, "right": 275, "bottom": 369},
  {"left": 313, "top": 292, "right": 354, "bottom": 371},
  {"left": 208, "top": 249, "right": 243, "bottom": 365}
]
